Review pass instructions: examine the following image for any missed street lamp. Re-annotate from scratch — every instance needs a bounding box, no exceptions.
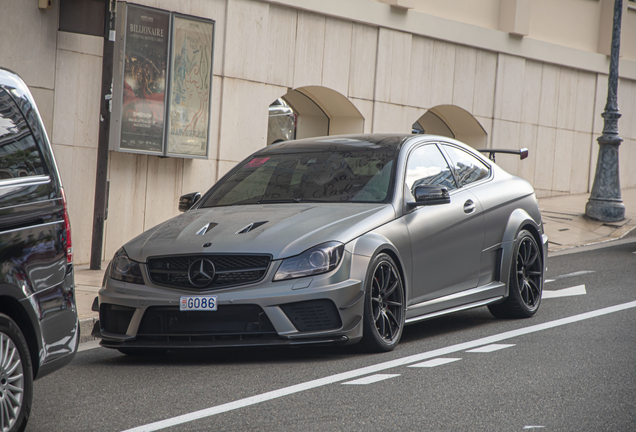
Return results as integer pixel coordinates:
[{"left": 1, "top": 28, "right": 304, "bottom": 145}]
[{"left": 585, "top": 0, "right": 625, "bottom": 222}]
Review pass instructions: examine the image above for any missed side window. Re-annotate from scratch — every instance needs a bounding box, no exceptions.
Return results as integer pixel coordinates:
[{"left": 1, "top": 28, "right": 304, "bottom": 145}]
[
  {"left": 442, "top": 145, "right": 490, "bottom": 187},
  {"left": 0, "top": 88, "right": 48, "bottom": 180},
  {"left": 405, "top": 144, "right": 457, "bottom": 194}
]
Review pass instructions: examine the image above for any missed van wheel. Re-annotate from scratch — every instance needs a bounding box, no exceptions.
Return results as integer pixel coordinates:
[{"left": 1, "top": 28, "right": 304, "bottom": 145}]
[{"left": 0, "top": 313, "right": 33, "bottom": 432}]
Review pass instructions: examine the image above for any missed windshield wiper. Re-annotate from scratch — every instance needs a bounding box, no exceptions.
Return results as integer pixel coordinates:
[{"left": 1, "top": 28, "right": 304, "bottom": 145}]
[{"left": 256, "top": 198, "right": 302, "bottom": 204}]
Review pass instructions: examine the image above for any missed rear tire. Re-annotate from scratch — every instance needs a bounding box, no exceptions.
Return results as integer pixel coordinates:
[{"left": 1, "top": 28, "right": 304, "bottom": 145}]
[
  {"left": 0, "top": 313, "right": 33, "bottom": 432},
  {"left": 359, "top": 254, "right": 405, "bottom": 352},
  {"left": 489, "top": 230, "right": 543, "bottom": 319}
]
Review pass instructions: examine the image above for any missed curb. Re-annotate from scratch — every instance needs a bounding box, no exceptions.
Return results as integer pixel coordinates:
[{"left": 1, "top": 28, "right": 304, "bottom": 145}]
[
  {"left": 80, "top": 318, "right": 97, "bottom": 344},
  {"left": 547, "top": 221, "right": 636, "bottom": 254}
]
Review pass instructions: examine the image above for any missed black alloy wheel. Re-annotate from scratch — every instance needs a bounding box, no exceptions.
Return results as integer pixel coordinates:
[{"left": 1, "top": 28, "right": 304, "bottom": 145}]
[
  {"left": 489, "top": 230, "right": 543, "bottom": 319},
  {"left": 515, "top": 234, "right": 543, "bottom": 308},
  {"left": 360, "top": 254, "right": 405, "bottom": 352}
]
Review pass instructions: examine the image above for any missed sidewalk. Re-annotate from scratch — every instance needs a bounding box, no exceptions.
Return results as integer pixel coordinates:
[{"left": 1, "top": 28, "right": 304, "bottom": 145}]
[
  {"left": 74, "top": 188, "right": 636, "bottom": 343},
  {"left": 539, "top": 188, "right": 636, "bottom": 252}
]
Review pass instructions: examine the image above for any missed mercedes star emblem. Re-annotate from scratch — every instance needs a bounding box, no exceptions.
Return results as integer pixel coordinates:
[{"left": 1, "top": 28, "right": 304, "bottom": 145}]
[{"left": 188, "top": 258, "right": 216, "bottom": 288}]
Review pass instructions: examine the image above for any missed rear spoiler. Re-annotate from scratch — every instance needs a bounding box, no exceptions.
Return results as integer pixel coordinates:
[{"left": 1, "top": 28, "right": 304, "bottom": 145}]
[{"left": 478, "top": 148, "right": 528, "bottom": 162}]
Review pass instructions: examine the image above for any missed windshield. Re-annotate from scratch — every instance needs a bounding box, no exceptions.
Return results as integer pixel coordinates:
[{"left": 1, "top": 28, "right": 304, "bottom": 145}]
[{"left": 201, "top": 149, "right": 397, "bottom": 207}]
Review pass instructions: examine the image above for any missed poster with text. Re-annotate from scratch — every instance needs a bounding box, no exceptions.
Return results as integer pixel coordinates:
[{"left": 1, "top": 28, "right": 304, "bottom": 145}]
[
  {"left": 166, "top": 16, "right": 214, "bottom": 158},
  {"left": 120, "top": 5, "right": 170, "bottom": 153}
]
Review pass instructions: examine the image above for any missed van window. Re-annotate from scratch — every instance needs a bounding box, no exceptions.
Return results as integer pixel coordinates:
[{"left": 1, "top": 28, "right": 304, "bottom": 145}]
[{"left": 0, "top": 88, "right": 48, "bottom": 180}]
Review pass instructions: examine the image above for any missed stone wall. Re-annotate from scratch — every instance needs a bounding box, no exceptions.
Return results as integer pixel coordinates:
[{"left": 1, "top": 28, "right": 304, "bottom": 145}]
[{"left": 2, "top": 0, "right": 636, "bottom": 264}]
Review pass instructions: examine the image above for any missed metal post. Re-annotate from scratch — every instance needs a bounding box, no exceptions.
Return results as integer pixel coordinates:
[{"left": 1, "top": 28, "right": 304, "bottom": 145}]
[
  {"left": 585, "top": 0, "right": 625, "bottom": 222},
  {"left": 90, "top": 0, "right": 117, "bottom": 270}
]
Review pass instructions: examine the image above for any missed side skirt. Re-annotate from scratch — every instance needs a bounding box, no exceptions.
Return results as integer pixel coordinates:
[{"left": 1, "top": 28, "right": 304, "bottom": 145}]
[
  {"left": 405, "top": 296, "right": 502, "bottom": 325},
  {"left": 405, "top": 281, "right": 506, "bottom": 324}
]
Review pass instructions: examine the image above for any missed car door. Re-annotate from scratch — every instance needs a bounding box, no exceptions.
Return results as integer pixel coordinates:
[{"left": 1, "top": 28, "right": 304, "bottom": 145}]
[
  {"left": 440, "top": 143, "right": 495, "bottom": 285},
  {"left": 403, "top": 143, "right": 485, "bottom": 305}
]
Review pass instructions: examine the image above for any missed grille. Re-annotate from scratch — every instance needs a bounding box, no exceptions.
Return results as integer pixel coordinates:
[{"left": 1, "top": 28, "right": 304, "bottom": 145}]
[
  {"left": 146, "top": 254, "right": 271, "bottom": 290},
  {"left": 137, "top": 305, "right": 276, "bottom": 337},
  {"left": 101, "top": 304, "right": 135, "bottom": 335},
  {"left": 280, "top": 300, "right": 342, "bottom": 332}
]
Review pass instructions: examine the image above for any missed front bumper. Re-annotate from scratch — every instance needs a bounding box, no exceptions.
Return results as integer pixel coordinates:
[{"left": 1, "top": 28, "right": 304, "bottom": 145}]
[{"left": 94, "top": 254, "right": 368, "bottom": 350}]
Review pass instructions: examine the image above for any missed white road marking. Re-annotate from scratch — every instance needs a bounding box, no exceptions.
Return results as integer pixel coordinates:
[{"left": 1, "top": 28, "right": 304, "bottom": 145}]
[
  {"left": 542, "top": 285, "right": 586, "bottom": 299},
  {"left": 466, "top": 344, "right": 515, "bottom": 353},
  {"left": 78, "top": 340, "right": 102, "bottom": 352},
  {"left": 545, "top": 279, "right": 555, "bottom": 283},
  {"left": 121, "top": 300, "right": 636, "bottom": 432},
  {"left": 408, "top": 358, "right": 461, "bottom": 368},
  {"left": 552, "top": 270, "right": 595, "bottom": 280},
  {"left": 523, "top": 426, "right": 545, "bottom": 429},
  {"left": 342, "top": 374, "right": 400, "bottom": 385}
]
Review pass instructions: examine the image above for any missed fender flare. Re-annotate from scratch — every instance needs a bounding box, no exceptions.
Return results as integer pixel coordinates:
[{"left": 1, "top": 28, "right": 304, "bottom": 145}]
[
  {"left": 348, "top": 232, "right": 408, "bottom": 300},
  {"left": 499, "top": 208, "right": 543, "bottom": 296}
]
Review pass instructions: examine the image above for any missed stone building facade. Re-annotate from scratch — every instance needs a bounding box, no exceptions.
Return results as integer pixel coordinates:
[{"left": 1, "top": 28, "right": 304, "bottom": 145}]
[{"left": 2, "top": 0, "right": 636, "bottom": 264}]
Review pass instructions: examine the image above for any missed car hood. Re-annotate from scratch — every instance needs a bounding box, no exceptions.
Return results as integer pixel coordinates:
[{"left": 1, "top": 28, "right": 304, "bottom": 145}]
[{"left": 123, "top": 203, "right": 396, "bottom": 262}]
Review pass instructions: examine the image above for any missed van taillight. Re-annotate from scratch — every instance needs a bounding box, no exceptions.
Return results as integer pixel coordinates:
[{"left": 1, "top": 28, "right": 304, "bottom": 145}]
[{"left": 61, "top": 188, "right": 73, "bottom": 264}]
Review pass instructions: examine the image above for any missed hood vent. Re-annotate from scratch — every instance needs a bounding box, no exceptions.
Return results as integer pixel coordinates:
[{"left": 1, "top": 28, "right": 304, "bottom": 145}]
[
  {"left": 195, "top": 222, "right": 218, "bottom": 236},
  {"left": 236, "top": 221, "right": 268, "bottom": 234}
]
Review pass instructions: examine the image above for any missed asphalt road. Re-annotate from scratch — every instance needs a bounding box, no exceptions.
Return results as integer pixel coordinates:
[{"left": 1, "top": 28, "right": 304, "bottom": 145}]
[{"left": 28, "top": 240, "right": 636, "bottom": 432}]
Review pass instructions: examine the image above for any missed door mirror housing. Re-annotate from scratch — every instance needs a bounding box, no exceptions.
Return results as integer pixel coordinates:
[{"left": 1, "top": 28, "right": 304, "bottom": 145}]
[
  {"left": 409, "top": 185, "right": 451, "bottom": 207},
  {"left": 179, "top": 192, "right": 201, "bottom": 212}
]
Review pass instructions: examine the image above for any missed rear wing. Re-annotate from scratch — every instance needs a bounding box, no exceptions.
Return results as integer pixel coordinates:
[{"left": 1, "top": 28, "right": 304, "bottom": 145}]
[{"left": 478, "top": 148, "right": 528, "bottom": 163}]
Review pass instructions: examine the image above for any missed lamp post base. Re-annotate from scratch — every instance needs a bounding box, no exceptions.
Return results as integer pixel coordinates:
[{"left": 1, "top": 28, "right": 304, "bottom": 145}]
[{"left": 585, "top": 198, "right": 625, "bottom": 222}]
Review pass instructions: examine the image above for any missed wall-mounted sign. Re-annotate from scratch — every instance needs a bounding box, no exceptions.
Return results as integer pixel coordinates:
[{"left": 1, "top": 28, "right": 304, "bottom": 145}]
[
  {"left": 110, "top": 3, "right": 214, "bottom": 158},
  {"left": 166, "top": 15, "right": 214, "bottom": 158}
]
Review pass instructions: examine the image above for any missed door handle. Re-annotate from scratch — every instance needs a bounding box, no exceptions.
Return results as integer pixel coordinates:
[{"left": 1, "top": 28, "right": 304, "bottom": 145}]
[{"left": 463, "top": 200, "right": 476, "bottom": 214}]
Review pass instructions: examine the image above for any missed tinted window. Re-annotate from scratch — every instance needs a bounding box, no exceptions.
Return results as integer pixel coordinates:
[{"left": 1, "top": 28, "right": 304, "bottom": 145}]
[
  {"left": 0, "top": 88, "right": 48, "bottom": 181},
  {"left": 405, "top": 144, "right": 456, "bottom": 193},
  {"left": 202, "top": 149, "right": 396, "bottom": 207},
  {"left": 442, "top": 145, "right": 490, "bottom": 187}
]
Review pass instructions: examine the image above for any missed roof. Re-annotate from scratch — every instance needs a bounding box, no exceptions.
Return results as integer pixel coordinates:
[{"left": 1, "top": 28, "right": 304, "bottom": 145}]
[{"left": 257, "top": 134, "right": 413, "bottom": 154}]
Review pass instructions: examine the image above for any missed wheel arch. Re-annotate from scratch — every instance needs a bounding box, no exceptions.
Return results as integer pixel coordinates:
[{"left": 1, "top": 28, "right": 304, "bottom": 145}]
[
  {"left": 499, "top": 208, "right": 543, "bottom": 296},
  {"left": 0, "top": 293, "right": 41, "bottom": 378},
  {"left": 348, "top": 232, "right": 409, "bottom": 300}
]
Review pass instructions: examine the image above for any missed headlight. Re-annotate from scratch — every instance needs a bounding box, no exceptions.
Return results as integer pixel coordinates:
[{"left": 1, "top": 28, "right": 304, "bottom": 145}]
[
  {"left": 109, "top": 248, "right": 144, "bottom": 284},
  {"left": 273, "top": 242, "right": 345, "bottom": 281}
]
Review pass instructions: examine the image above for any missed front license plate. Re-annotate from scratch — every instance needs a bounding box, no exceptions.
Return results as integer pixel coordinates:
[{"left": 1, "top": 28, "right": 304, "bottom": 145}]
[{"left": 180, "top": 296, "right": 218, "bottom": 311}]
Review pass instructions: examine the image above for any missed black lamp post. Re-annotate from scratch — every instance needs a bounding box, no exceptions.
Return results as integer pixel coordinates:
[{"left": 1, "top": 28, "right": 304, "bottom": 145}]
[{"left": 585, "top": 0, "right": 625, "bottom": 222}]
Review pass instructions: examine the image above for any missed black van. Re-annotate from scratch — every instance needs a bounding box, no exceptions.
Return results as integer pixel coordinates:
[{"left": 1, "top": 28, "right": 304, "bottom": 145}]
[{"left": 0, "top": 68, "right": 78, "bottom": 432}]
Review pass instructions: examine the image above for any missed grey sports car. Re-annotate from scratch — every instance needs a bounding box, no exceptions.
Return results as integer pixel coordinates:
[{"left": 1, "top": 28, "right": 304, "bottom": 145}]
[{"left": 93, "top": 134, "right": 547, "bottom": 353}]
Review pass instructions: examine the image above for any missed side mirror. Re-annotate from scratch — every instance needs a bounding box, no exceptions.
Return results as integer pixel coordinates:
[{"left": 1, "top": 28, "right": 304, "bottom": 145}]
[
  {"left": 410, "top": 185, "right": 451, "bottom": 207},
  {"left": 179, "top": 192, "right": 201, "bottom": 212}
]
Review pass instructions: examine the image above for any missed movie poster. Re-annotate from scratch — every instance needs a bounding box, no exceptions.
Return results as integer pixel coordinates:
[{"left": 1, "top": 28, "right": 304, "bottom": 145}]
[
  {"left": 119, "top": 6, "right": 170, "bottom": 153},
  {"left": 166, "top": 16, "right": 214, "bottom": 158}
]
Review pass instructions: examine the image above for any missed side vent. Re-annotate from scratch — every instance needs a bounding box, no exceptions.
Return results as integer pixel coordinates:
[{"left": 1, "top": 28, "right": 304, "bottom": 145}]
[{"left": 236, "top": 221, "right": 268, "bottom": 234}]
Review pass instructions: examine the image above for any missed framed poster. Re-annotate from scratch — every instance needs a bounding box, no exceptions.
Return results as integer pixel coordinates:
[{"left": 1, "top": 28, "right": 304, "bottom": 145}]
[
  {"left": 165, "top": 14, "right": 215, "bottom": 158},
  {"left": 112, "top": 3, "right": 170, "bottom": 154}
]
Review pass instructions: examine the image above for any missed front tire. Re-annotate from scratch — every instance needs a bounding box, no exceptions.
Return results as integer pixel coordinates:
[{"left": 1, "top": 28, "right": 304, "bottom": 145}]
[
  {"left": 0, "top": 313, "right": 33, "bottom": 432},
  {"left": 360, "top": 254, "right": 405, "bottom": 352},
  {"left": 489, "top": 230, "right": 543, "bottom": 319}
]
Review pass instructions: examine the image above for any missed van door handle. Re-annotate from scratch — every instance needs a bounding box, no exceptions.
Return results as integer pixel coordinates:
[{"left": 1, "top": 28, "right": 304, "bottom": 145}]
[{"left": 464, "top": 200, "right": 476, "bottom": 214}]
